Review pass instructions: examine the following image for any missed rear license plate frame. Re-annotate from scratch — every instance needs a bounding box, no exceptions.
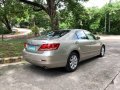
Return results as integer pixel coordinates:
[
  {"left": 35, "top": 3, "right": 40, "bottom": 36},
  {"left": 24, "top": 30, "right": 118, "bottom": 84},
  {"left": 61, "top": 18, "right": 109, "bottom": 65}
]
[{"left": 27, "top": 44, "right": 36, "bottom": 52}]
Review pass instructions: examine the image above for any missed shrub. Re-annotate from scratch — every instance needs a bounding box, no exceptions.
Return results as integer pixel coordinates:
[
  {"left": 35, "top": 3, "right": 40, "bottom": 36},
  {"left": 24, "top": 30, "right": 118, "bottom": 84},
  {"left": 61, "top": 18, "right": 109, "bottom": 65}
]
[
  {"left": 0, "top": 26, "right": 10, "bottom": 35},
  {"left": 19, "top": 22, "right": 30, "bottom": 28},
  {"left": 31, "top": 25, "right": 39, "bottom": 36},
  {"left": 107, "top": 29, "right": 120, "bottom": 35}
]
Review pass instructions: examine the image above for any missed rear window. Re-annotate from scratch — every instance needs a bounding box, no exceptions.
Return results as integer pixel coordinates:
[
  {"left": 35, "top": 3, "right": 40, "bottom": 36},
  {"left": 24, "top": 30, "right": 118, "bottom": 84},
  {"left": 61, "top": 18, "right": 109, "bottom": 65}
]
[{"left": 36, "top": 30, "right": 70, "bottom": 40}]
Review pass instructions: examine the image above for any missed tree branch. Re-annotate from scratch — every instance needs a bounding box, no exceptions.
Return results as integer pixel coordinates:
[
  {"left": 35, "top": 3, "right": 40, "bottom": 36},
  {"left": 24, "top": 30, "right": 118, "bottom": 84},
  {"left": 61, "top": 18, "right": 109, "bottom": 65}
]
[
  {"left": 55, "top": 0, "right": 61, "bottom": 7},
  {"left": 19, "top": 0, "right": 48, "bottom": 13}
]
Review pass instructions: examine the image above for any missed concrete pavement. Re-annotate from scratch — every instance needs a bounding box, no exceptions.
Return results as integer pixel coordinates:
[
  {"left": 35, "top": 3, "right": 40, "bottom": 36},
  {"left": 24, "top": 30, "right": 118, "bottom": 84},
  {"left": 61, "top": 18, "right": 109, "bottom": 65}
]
[{"left": 100, "top": 35, "right": 120, "bottom": 40}]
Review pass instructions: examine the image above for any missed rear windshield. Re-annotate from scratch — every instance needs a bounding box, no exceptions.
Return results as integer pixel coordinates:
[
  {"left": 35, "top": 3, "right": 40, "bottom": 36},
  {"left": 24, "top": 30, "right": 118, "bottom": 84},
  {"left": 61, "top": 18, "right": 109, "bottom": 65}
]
[{"left": 36, "top": 30, "right": 70, "bottom": 40}]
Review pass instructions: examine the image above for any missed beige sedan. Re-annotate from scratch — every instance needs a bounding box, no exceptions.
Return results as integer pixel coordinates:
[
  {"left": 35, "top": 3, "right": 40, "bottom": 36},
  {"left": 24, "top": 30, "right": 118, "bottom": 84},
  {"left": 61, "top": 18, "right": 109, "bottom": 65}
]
[{"left": 23, "top": 29, "right": 105, "bottom": 72}]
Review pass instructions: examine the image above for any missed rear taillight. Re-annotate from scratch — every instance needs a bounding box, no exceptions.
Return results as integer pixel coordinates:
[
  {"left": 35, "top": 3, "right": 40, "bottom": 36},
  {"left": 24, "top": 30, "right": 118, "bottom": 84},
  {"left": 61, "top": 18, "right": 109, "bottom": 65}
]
[
  {"left": 24, "top": 43, "right": 27, "bottom": 48},
  {"left": 38, "top": 43, "right": 60, "bottom": 51}
]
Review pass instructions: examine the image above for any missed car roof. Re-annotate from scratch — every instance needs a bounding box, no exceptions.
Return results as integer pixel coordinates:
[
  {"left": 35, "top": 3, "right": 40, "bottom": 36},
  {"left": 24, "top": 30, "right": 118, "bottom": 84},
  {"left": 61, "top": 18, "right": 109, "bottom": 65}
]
[
  {"left": 59, "top": 29, "right": 84, "bottom": 31},
  {"left": 49, "top": 29, "right": 87, "bottom": 32},
  {"left": 54, "top": 29, "right": 89, "bottom": 33},
  {"left": 69, "top": 29, "right": 87, "bottom": 32}
]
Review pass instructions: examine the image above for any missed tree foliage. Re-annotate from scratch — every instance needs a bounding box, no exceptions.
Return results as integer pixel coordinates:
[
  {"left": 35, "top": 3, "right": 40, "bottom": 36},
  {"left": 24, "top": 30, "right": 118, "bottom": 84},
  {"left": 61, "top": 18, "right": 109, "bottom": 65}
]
[
  {"left": 0, "top": 0, "right": 120, "bottom": 35},
  {"left": 60, "top": 1, "right": 120, "bottom": 34},
  {"left": 0, "top": 0, "right": 30, "bottom": 33},
  {"left": 19, "top": 0, "right": 88, "bottom": 30}
]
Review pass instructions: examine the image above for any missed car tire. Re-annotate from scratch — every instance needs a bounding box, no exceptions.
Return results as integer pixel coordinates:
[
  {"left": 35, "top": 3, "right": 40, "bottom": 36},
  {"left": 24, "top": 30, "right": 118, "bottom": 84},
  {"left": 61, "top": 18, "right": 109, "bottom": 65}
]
[
  {"left": 65, "top": 52, "right": 79, "bottom": 72},
  {"left": 99, "top": 45, "right": 105, "bottom": 57}
]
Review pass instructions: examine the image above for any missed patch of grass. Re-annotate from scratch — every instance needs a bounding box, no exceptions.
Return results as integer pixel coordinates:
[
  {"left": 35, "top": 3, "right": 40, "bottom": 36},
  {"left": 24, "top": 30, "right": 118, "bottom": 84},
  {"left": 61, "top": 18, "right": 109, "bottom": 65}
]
[{"left": 0, "top": 39, "right": 26, "bottom": 58}]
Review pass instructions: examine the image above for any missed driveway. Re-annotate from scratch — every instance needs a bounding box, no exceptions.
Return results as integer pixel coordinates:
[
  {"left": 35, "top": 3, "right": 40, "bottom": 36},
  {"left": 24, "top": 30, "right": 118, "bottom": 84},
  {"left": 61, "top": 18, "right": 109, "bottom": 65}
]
[
  {"left": 13, "top": 27, "right": 31, "bottom": 35},
  {"left": 0, "top": 36, "right": 120, "bottom": 90},
  {"left": 0, "top": 28, "right": 31, "bottom": 39}
]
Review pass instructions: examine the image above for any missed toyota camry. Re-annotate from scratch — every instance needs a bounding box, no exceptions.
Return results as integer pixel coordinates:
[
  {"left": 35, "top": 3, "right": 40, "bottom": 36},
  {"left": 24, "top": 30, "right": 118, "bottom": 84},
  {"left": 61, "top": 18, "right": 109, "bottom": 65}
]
[{"left": 23, "top": 29, "right": 105, "bottom": 72}]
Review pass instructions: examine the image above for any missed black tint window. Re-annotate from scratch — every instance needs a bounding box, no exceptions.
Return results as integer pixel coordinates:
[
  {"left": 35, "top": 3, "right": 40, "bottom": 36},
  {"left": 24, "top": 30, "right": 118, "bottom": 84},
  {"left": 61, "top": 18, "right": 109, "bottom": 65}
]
[
  {"left": 76, "top": 31, "right": 87, "bottom": 39},
  {"left": 47, "top": 30, "right": 69, "bottom": 38},
  {"left": 37, "top": 30, "right": 70, "bottom": 40}
]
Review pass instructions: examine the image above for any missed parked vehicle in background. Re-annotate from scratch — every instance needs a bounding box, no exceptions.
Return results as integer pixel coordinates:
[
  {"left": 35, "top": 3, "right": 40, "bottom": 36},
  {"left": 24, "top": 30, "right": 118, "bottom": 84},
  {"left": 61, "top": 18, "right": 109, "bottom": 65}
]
[{"left": 23, "top": 29, "right": 105, "bottom": 72}]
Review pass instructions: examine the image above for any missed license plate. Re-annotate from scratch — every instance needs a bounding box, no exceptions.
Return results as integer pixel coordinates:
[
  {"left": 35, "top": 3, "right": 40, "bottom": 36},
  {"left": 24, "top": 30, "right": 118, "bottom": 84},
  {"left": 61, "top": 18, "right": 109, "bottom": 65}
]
[{"left": 27, "top": 45, "right": 36, "bottom": 51}]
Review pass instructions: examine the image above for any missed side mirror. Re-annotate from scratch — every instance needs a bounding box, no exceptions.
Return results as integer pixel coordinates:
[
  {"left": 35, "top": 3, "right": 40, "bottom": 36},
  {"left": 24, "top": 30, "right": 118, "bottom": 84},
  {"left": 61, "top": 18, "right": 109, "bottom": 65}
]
[{"left": 96, "top": 36, "right": 100, "bottom": 40}]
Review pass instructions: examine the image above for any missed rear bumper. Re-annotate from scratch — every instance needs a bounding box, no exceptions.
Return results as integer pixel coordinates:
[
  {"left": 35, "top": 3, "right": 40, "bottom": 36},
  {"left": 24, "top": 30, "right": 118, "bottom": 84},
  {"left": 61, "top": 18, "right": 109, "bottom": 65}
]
[{"left": 23, "top": 50, "right": 67, "bottom": 68}]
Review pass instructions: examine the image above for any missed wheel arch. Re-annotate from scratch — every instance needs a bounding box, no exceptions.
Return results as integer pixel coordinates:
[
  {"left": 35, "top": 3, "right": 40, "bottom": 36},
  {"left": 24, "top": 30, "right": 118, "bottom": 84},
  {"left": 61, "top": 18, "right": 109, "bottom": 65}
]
[
  {"left": 102, "top": 44, "right": 106, "bottom": 50},
  {"left": 69, "top": 50, "right": 80, "bottom": 62}
]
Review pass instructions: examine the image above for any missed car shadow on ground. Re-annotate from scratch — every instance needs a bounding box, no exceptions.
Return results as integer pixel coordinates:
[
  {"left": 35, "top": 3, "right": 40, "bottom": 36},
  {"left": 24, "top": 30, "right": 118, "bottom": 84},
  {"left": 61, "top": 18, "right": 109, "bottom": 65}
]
[{"left": 23, "top": 56, "right": 100, "bottom": 77}]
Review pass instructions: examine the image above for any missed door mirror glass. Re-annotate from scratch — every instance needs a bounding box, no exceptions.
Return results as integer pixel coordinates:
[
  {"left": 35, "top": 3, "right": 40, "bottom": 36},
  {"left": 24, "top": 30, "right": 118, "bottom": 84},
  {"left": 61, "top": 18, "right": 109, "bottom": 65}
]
[{"left": 96, "top": 36, "right": 100, "bottom": 40}]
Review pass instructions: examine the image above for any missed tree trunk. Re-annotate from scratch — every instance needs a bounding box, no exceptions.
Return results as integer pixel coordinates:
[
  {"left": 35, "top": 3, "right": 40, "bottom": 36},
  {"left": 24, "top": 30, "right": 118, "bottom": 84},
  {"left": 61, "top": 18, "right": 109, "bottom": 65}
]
[
  {"left": 2, "top": 34, "right": 4, "bottom": 41},
  {"left": 19, "top": 0, "right": 59, "bottom": 31},
  {"left": 3, "top": 15, "right": 12, "bottom": 33},
  {"left": 4, "top": 16, "right": 12, "bottom": 33},
  {"left": 47, "top": 0, "right": 59, "bottom": 31},
  {"left": 50, "top": 15, "right": 59, "bottom": 31}
]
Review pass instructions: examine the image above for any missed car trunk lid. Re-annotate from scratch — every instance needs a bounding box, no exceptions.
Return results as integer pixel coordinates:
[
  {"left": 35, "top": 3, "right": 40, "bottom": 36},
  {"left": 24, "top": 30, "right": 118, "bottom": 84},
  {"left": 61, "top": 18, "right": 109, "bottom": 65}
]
[{"left": 25, "top": 38, "right": 59, "bottom": 53}]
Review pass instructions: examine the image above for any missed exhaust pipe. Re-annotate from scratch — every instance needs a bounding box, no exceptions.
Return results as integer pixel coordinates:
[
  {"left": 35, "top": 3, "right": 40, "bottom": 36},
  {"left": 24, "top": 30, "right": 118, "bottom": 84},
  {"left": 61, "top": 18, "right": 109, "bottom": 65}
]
[{"left": 43, "top": 66, "right": 48, "bottom": 69}]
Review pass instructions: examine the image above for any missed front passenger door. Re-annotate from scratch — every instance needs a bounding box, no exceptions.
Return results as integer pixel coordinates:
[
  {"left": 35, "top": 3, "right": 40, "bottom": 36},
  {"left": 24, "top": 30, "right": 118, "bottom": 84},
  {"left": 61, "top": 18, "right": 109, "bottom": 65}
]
[
  {"left": 83, "top": 30, "right": 101, "bottom": 57},
  {"left": 75, "top": 30, "right": 91, "bottom": 60}
]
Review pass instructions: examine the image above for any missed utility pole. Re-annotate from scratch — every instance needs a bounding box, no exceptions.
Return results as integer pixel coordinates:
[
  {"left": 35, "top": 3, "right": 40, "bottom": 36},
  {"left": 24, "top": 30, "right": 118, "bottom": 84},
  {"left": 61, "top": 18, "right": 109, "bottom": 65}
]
[
  {"left": 108, "top": 0, "right": 112, "bottom": 32},
  {"left": 0, "top": 2, "right": 1, "bottom": 4},
  {"left": 104, "top": 14, "right": 107, "bottom": 33},
  {"left": 104, "top": 0, "right": 112, "bottom": 33}
]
